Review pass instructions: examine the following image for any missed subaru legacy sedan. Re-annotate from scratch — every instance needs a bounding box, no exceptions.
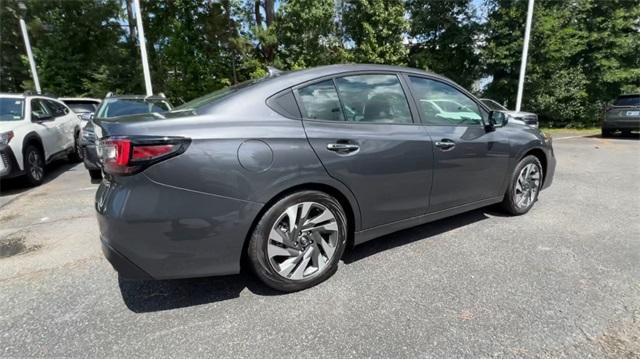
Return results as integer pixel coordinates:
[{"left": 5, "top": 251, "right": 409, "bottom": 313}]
[{"left": 95, "top": 64, "right": 555, "bottom": 292}]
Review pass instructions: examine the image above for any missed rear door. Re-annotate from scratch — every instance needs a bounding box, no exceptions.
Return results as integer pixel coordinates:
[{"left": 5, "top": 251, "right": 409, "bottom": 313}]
[
  {"left": 44, "top": 99, "right": 76, "bottom": 150},
  {"left": 406, "top": 75, "right": 510, "bottom": 212},
  {"left": 297, "top": 73, "right": 433, "bottom": 230},
  {"left": 30, "top": 99, "right": 61, "bottom": 158}
]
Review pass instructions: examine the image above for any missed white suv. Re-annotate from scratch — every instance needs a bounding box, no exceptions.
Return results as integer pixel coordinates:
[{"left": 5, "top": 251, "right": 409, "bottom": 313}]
[{"left": 0, "top": 93, "right": 82, "bottom": 186}]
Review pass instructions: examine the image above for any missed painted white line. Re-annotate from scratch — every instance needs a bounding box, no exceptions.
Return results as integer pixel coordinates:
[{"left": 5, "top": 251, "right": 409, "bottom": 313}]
[{"left": 553, "top": 135, "right": 594, "bottom": 140}]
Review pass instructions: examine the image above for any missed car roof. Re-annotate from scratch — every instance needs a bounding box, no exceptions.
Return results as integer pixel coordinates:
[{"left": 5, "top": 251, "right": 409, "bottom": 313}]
[
  {"left": 104, "top": 94, "right": 168, "bottom": 100},
  {"left": 261, "top": 64, "right": 441, "bottom": 88},
  {"left": 59, "top": 97, "right": 101, "bottom": 103}
]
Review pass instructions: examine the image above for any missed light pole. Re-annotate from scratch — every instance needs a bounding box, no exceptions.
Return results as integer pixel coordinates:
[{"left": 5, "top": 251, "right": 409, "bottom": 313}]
[
  {"left": 133, "top": 0, "right": 153, "bottom": 96},
  {"left": 18, "top": 2, "right": 41, "bottom": 94},
  {"left": 515, "top": 0, "right": 534, "bottom": 112}
]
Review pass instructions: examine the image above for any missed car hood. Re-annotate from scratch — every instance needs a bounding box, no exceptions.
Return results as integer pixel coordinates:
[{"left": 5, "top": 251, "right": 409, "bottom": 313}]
[{"left": 0, "top": 120, "right": 28, "bottom": 133}]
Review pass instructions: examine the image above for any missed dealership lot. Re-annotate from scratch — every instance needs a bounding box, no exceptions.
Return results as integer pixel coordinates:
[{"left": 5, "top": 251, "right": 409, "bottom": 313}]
[{"left": 0, "top": 135, "right": 638, "bottom": 358}]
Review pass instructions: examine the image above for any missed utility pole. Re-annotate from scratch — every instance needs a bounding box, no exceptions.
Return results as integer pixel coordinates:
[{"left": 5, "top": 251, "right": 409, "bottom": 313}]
[
  {"left": 133, "top": 0, "right": 153, "bottom": 96},
  {"left": 18, "top": 3, "right": 41, "bottom": 94},
  {"left": 515, "top": 0, "right": 534, "bottom": 112}
]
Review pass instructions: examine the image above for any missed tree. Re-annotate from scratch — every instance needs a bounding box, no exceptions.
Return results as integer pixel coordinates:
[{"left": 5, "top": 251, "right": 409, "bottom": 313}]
[
  {"left": 407, "top": 0, "right": 481, "bottom": 88},
  {"left": 0, "top": 1, "right": 30, "bottom": 92},
  {"left": 482, "top": 0, "right": 640, "bottom": 127},
  {"left": 275, "top": 0, "right": 347, "bottom": 69},
  {"left": 342, "top": 0, "right": 408, "bottom": 64}
]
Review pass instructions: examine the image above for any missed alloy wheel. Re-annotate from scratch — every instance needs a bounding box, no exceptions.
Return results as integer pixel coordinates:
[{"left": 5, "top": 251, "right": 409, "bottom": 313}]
[
  {"left": 514, "top": 163, "right": 541, "bottom": 209},
  {"left": 28, "top": 150, "right": 44, "bottom": 182},
  {"left": 267, "top": 201, "right": 340, "bottom": 280}
]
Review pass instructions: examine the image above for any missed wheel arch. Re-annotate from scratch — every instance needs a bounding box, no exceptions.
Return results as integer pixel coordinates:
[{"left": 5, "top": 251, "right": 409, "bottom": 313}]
[
  {"left": 22, "top": 131, "right": 45, "bottom": 159},
  {"left": 240, "top": 182, "right": 360, "bottom": 270},
  {"left": 521, "top": 147, "right": 547, "bottom": 183}
]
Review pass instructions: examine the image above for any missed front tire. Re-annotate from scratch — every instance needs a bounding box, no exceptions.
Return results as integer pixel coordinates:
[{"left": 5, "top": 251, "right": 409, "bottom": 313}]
[
  {"left": 500, "top": 155, "right": 543, "bottom": 215},
  {"left": 24, "top": 145, "right": 45, "bottom": 186},
  {"left": 248, "top": 191, "right": 348, "bottom": 292}
]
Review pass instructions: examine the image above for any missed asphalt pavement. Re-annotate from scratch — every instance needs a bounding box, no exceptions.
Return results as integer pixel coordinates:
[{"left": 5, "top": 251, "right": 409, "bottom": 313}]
[{"left": 0, "top": 134, "right": 639, "bottom": 358}]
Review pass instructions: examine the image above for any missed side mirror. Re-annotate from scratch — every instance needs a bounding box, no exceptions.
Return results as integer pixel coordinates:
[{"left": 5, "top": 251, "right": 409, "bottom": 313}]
[
  {"left": 488, "top": 111, "right": 508, "bottom": 129},
  {"left": 32, "top": 112, "right": 53, "bottom": 122}
]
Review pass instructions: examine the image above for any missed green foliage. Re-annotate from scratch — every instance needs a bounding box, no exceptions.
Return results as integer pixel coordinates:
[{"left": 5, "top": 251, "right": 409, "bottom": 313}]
[
  {"left": 483, "top": 0, "right": 640, "bottom": 127},
  {"left": 275, "top": 0, "right": 347, "bottom": 69},
  {"left": 342, "top": 0, "right": 408, "bottom": 64},
  {"left": 407, "top": 0, "right": 481, "bottom": 88}
]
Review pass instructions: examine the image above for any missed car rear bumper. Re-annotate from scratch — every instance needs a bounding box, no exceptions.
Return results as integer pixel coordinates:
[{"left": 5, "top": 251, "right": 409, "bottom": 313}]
[
  {"left": 95, "top": 173, "right": 263, "bottom": 280},
  {"left": 602, "top": 120, "right": 640, "bottom": 130},
  {"left": 82, "top": 144, "right": 101, "bottom": 170},
  {"left": 101, "top": 240, "right": 153, "bottom": 279},
  {"left": 0, "top": 145, "right": 23, "bottom": 179}
]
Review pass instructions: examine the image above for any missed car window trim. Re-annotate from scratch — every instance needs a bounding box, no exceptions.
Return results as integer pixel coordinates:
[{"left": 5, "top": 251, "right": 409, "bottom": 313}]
[
  {"left": 292, "top": 70, "right": 419, "bottom": 126},
  {"left": 402, "top": 73, "right": 489, "bottom": 127}
]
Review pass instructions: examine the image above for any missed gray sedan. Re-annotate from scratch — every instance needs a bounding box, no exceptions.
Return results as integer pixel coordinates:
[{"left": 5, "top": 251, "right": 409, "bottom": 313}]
[{"left": 94, "top": 64, "right": 555, "bottom": 292}]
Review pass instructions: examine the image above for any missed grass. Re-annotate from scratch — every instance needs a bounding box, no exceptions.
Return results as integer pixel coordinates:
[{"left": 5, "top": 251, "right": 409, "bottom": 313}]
[{"left": 540, "top": 127, "right": 600, "bottom": 136}]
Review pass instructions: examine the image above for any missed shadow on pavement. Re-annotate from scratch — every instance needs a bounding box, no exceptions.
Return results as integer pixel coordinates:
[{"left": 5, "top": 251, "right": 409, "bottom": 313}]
[
  {"left": 0, "top": 160, "right": 79, "bottom": 197},
  {"left": 118, "top": 208, "right": 492, "bottom": 313},
  {"left": 586, "top": 131, "right": 639, "bottom": 140}
]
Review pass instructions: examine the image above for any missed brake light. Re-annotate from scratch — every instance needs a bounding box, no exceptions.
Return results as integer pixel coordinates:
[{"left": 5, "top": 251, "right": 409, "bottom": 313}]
[
  {"left": 132, "top": 144, "right": 175, "bottom": 161},
  {"left": 99, "top": 136, "right": 189, "bottom": 175}
]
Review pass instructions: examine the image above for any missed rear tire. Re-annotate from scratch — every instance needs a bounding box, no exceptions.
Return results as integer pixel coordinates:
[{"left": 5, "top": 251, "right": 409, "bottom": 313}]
[
  {"left": 24, "top": 145, "right": 45, "bottom": 186},
  {"left": 68, "top": 134, "right": 82, "bottom": 163},
  {"left": 601, "top": 128, "right": 613, "bottom": 137},
  {"left": 89, "top": 169, "right": 102, "bottom": 181},
  {"left": 247, "top": 191, "right": 348, "bottom": 292},
  {"left": 500, "top": 155, "right": 543, "bottom": 216}
]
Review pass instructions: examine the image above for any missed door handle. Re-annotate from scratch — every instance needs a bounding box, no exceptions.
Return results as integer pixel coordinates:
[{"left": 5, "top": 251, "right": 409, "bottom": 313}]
[
  {"left": 327, "top": 143, "right": 360, "bottom": 153},
  {"left": 434, "top": 139, "right": 456, "bottom": 150}
]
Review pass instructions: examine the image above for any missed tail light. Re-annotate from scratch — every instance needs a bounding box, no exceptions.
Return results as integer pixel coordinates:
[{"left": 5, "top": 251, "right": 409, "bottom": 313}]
[{"left": 99, "top": 136, "right": 190, "bottom": 175}]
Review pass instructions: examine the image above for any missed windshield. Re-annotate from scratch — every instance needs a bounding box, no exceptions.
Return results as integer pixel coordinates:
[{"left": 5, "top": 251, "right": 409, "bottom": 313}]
[
  {"left": 481, "top": 99, "right": 507, "bottom": 111},
  {"left": 613, "top": 95, "right": 640, "bottom": 106},
  {"left": 65, "top": 101, "right": 98, "bottom": 113},
  {"left": 96, "top": 98, "right": 171, "bottom": 118},
  {"left": 0, "top": 98, "right": 25, "bottom": 121}
]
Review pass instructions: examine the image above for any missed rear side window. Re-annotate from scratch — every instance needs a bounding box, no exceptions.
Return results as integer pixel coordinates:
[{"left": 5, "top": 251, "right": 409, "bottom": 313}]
[
  {"left": 44, "top": 100, "right": 69, "bottom": 117},
  {"left": 409, "top": 76, "right": 483, "bottom": 126},
  {"left": 334, "top": 74, "right": 412, "bottom": 124},
  {"left": 613, "top": 96, "right": 640, "bottom": 106},
  {"left": 298, "top": 80, "right": 344, "bottom": 121}
]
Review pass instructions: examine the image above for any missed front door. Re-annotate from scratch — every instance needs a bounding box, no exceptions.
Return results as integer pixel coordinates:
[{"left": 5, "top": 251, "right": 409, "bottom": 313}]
[
  {"left": 297, "top": 74, "right": 433, "bottom": 230},
  {"left": 406, "top": 76, "right": 510, "bottom": 212}
]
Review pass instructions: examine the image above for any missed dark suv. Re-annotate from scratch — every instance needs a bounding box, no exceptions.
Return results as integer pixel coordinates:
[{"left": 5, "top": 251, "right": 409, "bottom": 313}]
[
  {"left": 94, "top": 64, "right": 555, "bottom": 292},
  {"left": 80, "top": 94, "right": 171, "bottom": 180},
  {"left": 602, "top": 94, "right": 640, "bottom": 137}
]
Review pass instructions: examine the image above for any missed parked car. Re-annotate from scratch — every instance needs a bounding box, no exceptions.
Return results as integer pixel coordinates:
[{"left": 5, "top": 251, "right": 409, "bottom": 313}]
[
  {"left": 94, "top": 64, "right": 556, "bottom": 292},
  {"left": 80, "top": 94, "right": 172, "bottom": 180},
  {"left": 0, "top": 93, "right": 81, "bottom": 185},
  {"left": 60, "top": 97, "right": 101, "bottom": 124},
  {"left": 601, "top": 94, "right": 640, "bottom": 137},
  {"left": 480, "top": 98, "right": 539, "bottom": 128}
]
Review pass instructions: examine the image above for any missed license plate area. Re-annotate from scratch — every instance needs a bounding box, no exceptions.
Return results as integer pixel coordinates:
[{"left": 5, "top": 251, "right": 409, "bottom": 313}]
[{"left": 626, "top": 111, "right": 640, "bottom": 117}]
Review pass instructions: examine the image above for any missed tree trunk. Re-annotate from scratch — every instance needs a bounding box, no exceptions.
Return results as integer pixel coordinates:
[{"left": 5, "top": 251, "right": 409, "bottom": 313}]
[{"left": 254, "top": 0, "right": 262, "bottom": 28}]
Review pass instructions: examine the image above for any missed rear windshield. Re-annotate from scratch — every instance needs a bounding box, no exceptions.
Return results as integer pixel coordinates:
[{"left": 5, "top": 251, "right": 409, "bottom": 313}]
[
  {"left": 613, "top": 95, "right": 640, "bottom": 106},
  {"left": 97, "top": 98, "right": 171, "bottom": 118},
  {"left": 0, "top": 98, "right": 24, "bottom": 121},
  {"left": 64, "top": 101, "right": 99, "bottom": 113},
  {"left": 175, "top": 78, "right": 269, "bottom": 113}
]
